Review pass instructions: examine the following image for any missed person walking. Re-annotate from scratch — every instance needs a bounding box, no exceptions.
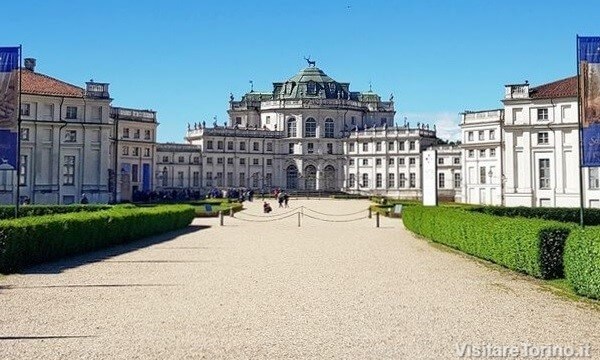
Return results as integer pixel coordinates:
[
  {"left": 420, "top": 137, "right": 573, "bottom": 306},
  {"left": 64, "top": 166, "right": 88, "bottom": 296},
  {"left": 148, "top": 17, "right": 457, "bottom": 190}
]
[
  {"left": 277, "top": 191, "right": 284, "bottom": 208},
  {"left": 283, "top": 192, "right": 289, "bottom": 208}
]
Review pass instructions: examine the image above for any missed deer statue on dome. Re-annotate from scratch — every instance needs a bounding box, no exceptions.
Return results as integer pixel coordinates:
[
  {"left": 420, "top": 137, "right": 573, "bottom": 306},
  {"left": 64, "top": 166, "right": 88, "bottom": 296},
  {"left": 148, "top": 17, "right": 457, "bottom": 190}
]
[{"left": 304, "top": 56, "right": 316, "bottom": 67}]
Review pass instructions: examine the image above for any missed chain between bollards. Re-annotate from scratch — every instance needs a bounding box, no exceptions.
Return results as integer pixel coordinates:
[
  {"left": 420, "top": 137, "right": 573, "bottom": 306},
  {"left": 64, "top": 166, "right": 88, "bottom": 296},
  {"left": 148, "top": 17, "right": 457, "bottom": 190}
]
[
  {"left": 376, "top": 211, "right": 380, "bottom": 228},
  {"left": 220, "top": 211, "right": 224, "bottom": 226}
]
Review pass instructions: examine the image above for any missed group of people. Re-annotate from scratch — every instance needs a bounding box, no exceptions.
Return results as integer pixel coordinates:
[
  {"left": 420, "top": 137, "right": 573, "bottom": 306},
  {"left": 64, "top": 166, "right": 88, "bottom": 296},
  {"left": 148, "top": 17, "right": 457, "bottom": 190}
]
[{"left": 263, "top": 189, "right": 290, "bottom": 213}]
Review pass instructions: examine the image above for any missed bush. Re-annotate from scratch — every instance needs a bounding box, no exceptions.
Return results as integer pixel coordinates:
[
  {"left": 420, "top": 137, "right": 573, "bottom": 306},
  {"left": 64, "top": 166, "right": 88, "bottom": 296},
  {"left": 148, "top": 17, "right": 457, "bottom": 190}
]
[
  {"left": 194, "top": 202, "right": 243, "bottom": 217},
  {"left": 469, "top": 206, "right": 600, "bottom": 226},
  {"left": 403, "top": 206, "right": 572, "bottom": 279},
  {"left": 0, "top": 205, "right": 195, "bottom": 273},
  {"left": 0, "top": 205, "right": 112, "bottom": 220},
  {"left": 564, "top": 228, "right": 600, "bottom": 299}
]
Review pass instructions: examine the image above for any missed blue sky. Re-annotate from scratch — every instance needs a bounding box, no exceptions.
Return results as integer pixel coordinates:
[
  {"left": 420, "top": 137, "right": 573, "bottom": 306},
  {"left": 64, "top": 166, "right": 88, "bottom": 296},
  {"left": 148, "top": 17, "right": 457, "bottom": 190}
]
[{"left": 4, "top": 0, "right": 600, "bottom": 141}]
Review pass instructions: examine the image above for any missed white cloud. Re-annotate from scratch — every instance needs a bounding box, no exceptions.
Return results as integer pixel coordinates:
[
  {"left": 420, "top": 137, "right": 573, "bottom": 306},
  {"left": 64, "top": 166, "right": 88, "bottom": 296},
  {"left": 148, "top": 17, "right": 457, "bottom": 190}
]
[{"left": 400, "top": 111, "right": 461, "bottom": 141}]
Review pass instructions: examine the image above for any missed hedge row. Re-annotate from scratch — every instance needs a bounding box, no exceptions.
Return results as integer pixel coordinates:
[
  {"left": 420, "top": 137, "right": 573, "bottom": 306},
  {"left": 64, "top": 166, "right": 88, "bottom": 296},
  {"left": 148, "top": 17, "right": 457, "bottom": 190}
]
[
  {"left": 403, "top": 206, "right": 572, "bottom": 279},
  {"left": 564, "top": 228, "right": 600, "bottom": 299},
  {"left": 469, "top": 206, "right": 600, "bottom": 226},
  {"left": 194, "top": 202, "right": 244, "bottom": 217},
  {"left": 0, "top": 205, "right": 195, "bottom": 273},
  {"left": 0, "top": 205, "right": 114, "bottom": 220}
]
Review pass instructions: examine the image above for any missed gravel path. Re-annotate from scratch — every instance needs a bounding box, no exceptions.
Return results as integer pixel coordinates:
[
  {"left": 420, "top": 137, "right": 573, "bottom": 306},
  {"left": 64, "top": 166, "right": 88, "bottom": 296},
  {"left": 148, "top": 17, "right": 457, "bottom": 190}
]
[{"left": 1, "top": 199, "right": 599, "bottom": 359}]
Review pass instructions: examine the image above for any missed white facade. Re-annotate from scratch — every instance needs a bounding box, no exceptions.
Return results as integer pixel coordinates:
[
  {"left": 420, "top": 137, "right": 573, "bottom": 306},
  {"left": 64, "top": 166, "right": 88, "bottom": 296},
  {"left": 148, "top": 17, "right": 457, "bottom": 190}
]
[
  {"left": 430, "top": 145, "right": 462, "bottom": 202},
  {"left": 155, "top": 143, "right": 202, "bottom": 192}
]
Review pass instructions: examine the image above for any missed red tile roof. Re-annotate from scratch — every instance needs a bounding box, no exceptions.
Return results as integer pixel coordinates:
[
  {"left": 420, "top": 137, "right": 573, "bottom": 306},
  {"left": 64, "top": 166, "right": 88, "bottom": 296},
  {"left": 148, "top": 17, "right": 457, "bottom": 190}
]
[
  {"left": 21, "top": 69, "right": 84, "bottom": 98},
  {"left": 529, "top": 76, "right": 577, "bottom": 99}
]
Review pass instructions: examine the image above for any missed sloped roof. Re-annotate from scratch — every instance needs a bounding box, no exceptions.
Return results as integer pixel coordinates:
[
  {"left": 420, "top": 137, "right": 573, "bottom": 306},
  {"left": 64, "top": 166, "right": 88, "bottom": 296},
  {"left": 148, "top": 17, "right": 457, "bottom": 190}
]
[
  {"left": 21, "top": 69, "right": 84, "bottom": 97},
  {"left": 530, "top": 76, "right": 577, "bottom": 99}
]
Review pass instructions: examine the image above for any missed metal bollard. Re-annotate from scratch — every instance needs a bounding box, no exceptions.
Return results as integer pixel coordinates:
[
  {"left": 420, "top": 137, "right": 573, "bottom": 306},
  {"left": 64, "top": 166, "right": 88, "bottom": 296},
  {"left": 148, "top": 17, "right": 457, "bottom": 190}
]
[
  {"left": 376, "top": 212, "right": 380, "bottom": 228},
  {"left": 368, "top": 208, "right": 372, "bottom": 219},
  {"left": 219, "top": 211, "right": 224, "bottom": 226},
  {"left": 298, "top": 212, "right": 301, "bottom": 227}
]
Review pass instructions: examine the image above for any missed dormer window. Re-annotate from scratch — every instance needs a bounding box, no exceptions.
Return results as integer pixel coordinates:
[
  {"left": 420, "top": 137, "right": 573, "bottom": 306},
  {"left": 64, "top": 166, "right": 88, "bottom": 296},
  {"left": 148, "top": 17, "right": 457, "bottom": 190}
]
[
  {"left": 307, "top": 81, "right": 316, "bottom": 95},
  {"left": 329, "top": 83, "right": 336, "bottom": 93}
]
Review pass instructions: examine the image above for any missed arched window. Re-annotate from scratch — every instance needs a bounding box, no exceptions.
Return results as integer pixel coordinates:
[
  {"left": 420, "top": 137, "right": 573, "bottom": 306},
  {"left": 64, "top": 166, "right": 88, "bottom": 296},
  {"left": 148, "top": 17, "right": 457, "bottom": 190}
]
[
  {"left": 324, "top": 118, "right": 334, "bottom": 138},
  {"left": 305, "top": 165, "right": 317, "bottom": 190},
  {"left": 286, "top": 165, "right": 298, "bottom": 189},
  {"left": 162, "top": 167, "right": 168, "bottom": 187},
  {"left": 323, "top": 165, "right": 336, "bottom": 190},
  {"left": 305, "top": 118, "right": 316, "bottom": 138},
  {"left": 287, "top": 118, "right": 296, "bottom": 137}
]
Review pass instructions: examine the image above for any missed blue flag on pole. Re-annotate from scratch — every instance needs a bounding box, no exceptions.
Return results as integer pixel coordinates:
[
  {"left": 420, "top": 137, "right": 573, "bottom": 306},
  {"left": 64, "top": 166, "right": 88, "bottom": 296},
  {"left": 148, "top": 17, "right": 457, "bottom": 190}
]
[
  {"left": 0, "top": 46, "right": 19, "bottom": 169},
  {"left": 578, "top": 37, "right": 600, "bottom": 166}
]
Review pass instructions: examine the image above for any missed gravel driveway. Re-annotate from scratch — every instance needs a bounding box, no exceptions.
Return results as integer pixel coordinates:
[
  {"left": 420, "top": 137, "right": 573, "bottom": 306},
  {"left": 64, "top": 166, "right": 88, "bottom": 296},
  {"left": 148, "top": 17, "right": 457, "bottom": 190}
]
[{"left": 1, "top": 199, "right": 599, "bottom": 359}]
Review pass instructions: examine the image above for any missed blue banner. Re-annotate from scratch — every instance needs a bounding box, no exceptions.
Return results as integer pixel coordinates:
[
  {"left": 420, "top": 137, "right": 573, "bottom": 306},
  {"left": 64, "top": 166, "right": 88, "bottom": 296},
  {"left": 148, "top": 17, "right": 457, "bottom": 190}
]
[
  {"left": 0, "top": 46, "right": 19, "bottom": 169},
  {"left": 579, "top": 37, "right": 600, "bottom": 166}
]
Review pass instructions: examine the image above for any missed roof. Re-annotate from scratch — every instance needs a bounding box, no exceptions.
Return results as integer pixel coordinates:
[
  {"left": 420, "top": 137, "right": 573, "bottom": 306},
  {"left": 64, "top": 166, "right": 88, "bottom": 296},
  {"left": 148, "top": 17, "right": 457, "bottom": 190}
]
[
  {"left": 273, "top": 66, "right": 358, "bottom": 100},
  {"left": 21, "top": 69, "right": 84, "bottom": 97},
  {"left": 529, "top": 76, "right": 577, "bottom": 99}
]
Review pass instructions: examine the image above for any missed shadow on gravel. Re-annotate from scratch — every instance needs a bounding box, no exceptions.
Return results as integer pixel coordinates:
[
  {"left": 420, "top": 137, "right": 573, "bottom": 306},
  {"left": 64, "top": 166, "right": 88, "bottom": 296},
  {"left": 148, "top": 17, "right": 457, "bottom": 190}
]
[
  {"left": 19, "top": 225, "right": 210, "bottom": 275},
  {"left": 0, "top": 335, "right": 94, "bottom": 340}
]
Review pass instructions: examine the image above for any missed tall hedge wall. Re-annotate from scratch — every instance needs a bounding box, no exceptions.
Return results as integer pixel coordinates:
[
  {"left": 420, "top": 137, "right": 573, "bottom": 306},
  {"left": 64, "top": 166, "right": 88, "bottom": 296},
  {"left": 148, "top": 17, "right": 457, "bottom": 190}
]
[
  {"left": 403, "top": 206, "right": 572, "bottom": 279},
  {"left": 0, "top": 205, "right": 114, "bottom": 220},
  {"left": 564, "top": 228, "right": 600, "bottom": 300},
  {"left": 0, "top": 205, "right": 195, "bottom": 273},
  {"left": 469, "top": 206, "right": 600, "bottom": 226}
]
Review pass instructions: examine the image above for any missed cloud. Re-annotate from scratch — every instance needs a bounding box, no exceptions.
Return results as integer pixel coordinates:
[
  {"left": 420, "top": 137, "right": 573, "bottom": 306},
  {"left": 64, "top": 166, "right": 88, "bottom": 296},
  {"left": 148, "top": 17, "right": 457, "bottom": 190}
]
[{"left": 400, "top": 111, "right": 461, "bottom": 141}]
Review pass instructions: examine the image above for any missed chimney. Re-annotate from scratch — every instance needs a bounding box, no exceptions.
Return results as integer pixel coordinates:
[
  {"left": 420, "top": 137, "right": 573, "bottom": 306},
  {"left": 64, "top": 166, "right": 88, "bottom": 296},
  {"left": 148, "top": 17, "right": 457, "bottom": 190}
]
[{"left": 24, "top": 58, "right": 36, "bottom": 72}]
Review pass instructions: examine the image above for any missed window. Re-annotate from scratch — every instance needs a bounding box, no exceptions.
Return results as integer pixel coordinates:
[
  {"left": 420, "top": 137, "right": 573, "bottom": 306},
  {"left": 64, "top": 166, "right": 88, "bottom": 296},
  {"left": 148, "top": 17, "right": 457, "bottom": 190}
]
[
  {"left": 193, "top": 156, "right": 200, "bottom": 164},
  {"left": 376, "top": 173, "right": 383, "bottom": 188},
  {"left": 41, "top": 103, "right": 54, "bottom": 120},
  {"left": 362, "top": 159, "right": 368, "bottom": 166},
  {"left": 307, "top": 143, "right": 314, "bottom": 154},
  {"left": 266, "top": 142, "right": 273, "bottom": 151},
  {"left": 454, "top": 157, "right": 460, "bottom": 165},
  {"left": 478, "top": 131, "right": 484, "bottom": 141},
  {"left": 133, "top": 147, "right": 140, "bottom": 156},
  {"left": 362, "top": 173, "right": 369, "bottom": 187},
  {"left": 468, "top": 132, "right": 474, "bottom": 141},
  {"left": 123, "top": 128, "right": 130, "bottom": 138},
  {"left": 409, "top": 173, "right": 416, "bottom": 188},
  {"left": 206, "top": 140, "right": 213, "bottom": 150},
  {"left": 217, "top": 157, "right": 223, "bottom": 164},
  {"left": 381, "top": 118, "right": 387, "bottom": 126},
  {"left": 162, "top": 155, "right": 169, "bottom": 162},
  {"left": 193, "top": 172, "right": 200, "bottom": 187},
  {"left": 253, "top": 142, "right": 259, "bottom": 151},
  {"left": 489, "top": 129, "right": 495, "bottom": 140},
  {"left": 376, "top": 158, "right": 382, "bottom": 166},
  {"left": 362, "top": 143, "right": 368, "bottom": 152},
  {"left": 20, "top": 103, "right": 30, "bottom": 116},
  {"left": 399, "top": 173, "right": 406, "bottom": 188},
  {"left": 227, "top": 158, "right": 234, "bottom": 165},
  {"left": 287, "top": 118, "right": 297, "bottom": 137},
  {"left": 399, "top": 141, "right": 405, "bottom": 151},
  {"left": 351, "top": 116, "right": 356, "bottom": 125},
  {"left": 252, "top": 174, "right": 259, "bottom": 188},
  {"left": 324, "top": 119, "right": 334, "bottom": 138},
  {"left": 253, "top": 158, "right": 259, "bottom": 165},
  {"left": 64, "top": 130, "right": 77, "bottom": 142},
  {"left": 227, "top": 172, "right": 233, "bottom": 187},
  {"left": 217, "top": 141, "right": 223, "bottom": 150},
  {"left": 490, "top": 149, "right": 496, "bottom": 157},
  {"left": 266, "top": 116, "right": 270, "bottom": 124},
  {"left": 349, "top": 143, "right": 355, "bottom": 152},
  {"left": 266, "top": 173, "right": 272, "bottom": 187},
  {"left": 537, "top": 108, "right": 549, "bottom": 121},
  {"left": 307, "top": 81, "right": 317, "bottom": 95},
  {"left": 177, "top": 171, "right": 184, "bottom": 187},
  {"left": 66, "top": 106, "right": 77, "bottom": 119},
  {"left": 175, "top": 156, "right": 183, "bottom": 163},
  {"left": 239, "top": 172, "right": 245, "bottom": 187},
  {"left": 63, "top": 155, "right": 75, "bottom": 185},
  {"left": 537, "top": 132, "right": 549, "bottom": 144},
  {"left": 349, "top": 173, "right": 356, "bottom": 187},
  {"left": 349, "top": 159, "right": 355, "bottom": 166},
  {"left": 454, "top": 173, "right": 461, "bottom": 188},
  {"left": 91, "top": 105, "right": 102, "bottom": 121},
  {"left": 134, "top": 129, "right": 140, "bottom": 139},
  {"left": 227, "top": 141, "right": 234, "bottom": 150},
  {"left": 590, "top": 168, "right": 600, "bottom": 189},
  {"left": 132, "top": 164, "right": 139, "bottom": 182},
  {"left": 305, "top": 118, "right": 316, "bottom": 137},
  {"left": 388, "top": 141, "right": 394, "bottom": 151},
  {"left": 239, "top": 158, "right": 245, "bottom": 165},
  {"left": 399, "top": 158, "right": 405, "bottom": 165},
  {"left": 327, "top": 143, "right": 333, "bottom": 154},
  {"left": 122, "top": 146, "right": 129, "bottom": 155},
  {"left": 235, "top": 117, "right": 242, "bottom": 125},
  {"left": 206, "top": 172, "right": 213, "bottom": 186},
  {"left": 240, "top": 142, "right": 246, "bottom": 151},
  {"left": 409, "top": 158, "right": 416, "bottom": 165},
  {"left": 468, "top": 150, "right": 474, "bottom": 158},
  {"left": 266, "top": 159, "right": 272, "bottom": 166},
  {"left": 479, "top": 149, "right": 486, "bottom": 158},
  {"left": 19, "top": 155, "right": 27, "bottom": 185},
  {"left": 289, "top": 143, "right": 294, "bottom": 154},
  {"left": 480, "top": 166, "right": 487, "bottom": 184},
  {"left": 409, "top": 141, "right": 415, "bottom": 150},
  {"left": 539, "top": 159, "right": 551, "bottom": 189},
  {"left": 216, "top": 172, "right": 223, "bottom": 186},
  {"left": 206, "top": 157, "right": 213, "bottom": 164},
  {"left": 387, "top": 173, "right": 395, "bottom": 188},
  {"left": 376, "top": 142, "right": 382, "bottom": 152},
  {"left": 20, "top": 128, "right": 29, "bottom": 141},
  {"left": 438, "top": 158, "right": 444, "bottom": 165},
  {"left": 388, "top": 158, "right": 394, "bottom": 165},
  {"left": 144, "top": 148, "right": 151, "bottom": 157},
  {"left": 145, "top": 130, "right": 151, "bottom": 140},
  {"left": 438, "top": 173, "right": 445, "bottom": 188}
]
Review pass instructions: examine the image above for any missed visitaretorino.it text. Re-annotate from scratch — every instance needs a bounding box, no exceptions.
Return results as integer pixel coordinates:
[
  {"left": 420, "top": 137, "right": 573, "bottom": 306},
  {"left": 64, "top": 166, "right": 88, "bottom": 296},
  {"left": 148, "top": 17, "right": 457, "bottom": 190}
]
[{"left": 455, "top": 343, "right": 591, "bottom": 358}]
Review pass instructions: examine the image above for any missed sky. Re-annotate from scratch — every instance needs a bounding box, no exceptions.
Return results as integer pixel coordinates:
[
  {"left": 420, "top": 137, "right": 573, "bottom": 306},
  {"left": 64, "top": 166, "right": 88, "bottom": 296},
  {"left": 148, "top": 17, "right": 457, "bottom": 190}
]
[{"left": 4, "top": 0, "right": 600, "bottom": 142}]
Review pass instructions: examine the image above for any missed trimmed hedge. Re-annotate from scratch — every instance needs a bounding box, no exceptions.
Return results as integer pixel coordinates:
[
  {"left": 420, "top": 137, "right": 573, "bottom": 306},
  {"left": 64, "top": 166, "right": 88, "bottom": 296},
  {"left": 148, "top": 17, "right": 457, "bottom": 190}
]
[
  {"left": 0, "top": 205, "right": 113, "bottom": 220},
  {"left": 470, "top": 206, "right": 600, "bottom": 226},
  {"left": 194, "top": 202, "right": 244, "bottom": 217},
  {"left": 564, "top": 228, "right": 600, "bottom": 299},
  {"left": 403, "top": 206, "right": 572, "bottom": 279},
  {"left": 0, "top": 205, "right": 195, "bottom": 273}
]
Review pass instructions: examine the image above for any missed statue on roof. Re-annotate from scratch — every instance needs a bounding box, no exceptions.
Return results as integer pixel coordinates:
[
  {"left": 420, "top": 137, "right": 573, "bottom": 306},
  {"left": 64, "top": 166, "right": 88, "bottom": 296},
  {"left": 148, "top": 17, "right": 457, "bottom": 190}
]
[
  {"left": 433, "top": 124, "right": 437, "bottom": 132},
  {"left": 229, "top": 92, "right": 234, "bottom": 102},
  {"left": 304, "top": 56, "right": 316, "bottom": 67},
  {"left": 202, "top": 120, "right": 206, "bottom": 128},
  {"left": 187, "top": 123, "right": 191, "bottom": 131},
  {"left": 390, "top": 93, "right": 394, "bottom": 101}
]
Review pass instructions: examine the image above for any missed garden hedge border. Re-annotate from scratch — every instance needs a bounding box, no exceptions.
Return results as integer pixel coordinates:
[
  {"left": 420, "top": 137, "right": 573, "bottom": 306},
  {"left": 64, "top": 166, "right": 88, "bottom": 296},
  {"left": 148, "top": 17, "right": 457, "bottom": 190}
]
[
  {"left": 0, "top": 205, "right": 114, "bottom": 220},
  {"left": 564, "top": 228, "right": 600, "bottom": 300},
  {"left": 469, "top": 206, "right": 600, "bottom": 226},
  {"left": 0, "top": 205, "right": 195, "bottom": 273}
]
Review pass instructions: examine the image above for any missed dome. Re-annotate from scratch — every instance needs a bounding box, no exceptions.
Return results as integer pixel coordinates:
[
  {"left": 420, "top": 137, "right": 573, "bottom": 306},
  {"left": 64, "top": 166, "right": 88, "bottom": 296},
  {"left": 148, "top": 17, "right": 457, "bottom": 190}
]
[{"left": 274, "top": 66, "right": 353, "bottom": 100}]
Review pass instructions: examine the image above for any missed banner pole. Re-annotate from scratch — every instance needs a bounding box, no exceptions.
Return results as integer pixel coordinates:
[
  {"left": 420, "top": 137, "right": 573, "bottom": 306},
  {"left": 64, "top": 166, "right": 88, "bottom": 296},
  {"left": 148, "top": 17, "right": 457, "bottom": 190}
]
[
  {"left": 14, "top": 45, "right": 22, "bottom": 219},
  {"left": 576, "top": 36, "right": 585, "bottom": 228}
]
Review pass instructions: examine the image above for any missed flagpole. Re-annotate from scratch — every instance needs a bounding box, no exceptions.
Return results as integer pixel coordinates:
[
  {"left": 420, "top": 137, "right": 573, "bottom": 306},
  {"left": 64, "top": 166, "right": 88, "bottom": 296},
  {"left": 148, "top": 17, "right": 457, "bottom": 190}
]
[
  {"left": 576, "top": 36, "right": 585, "bottom": 228},
  {"left": 14, "top": 45, "right": 22, "bottom": 219}
]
